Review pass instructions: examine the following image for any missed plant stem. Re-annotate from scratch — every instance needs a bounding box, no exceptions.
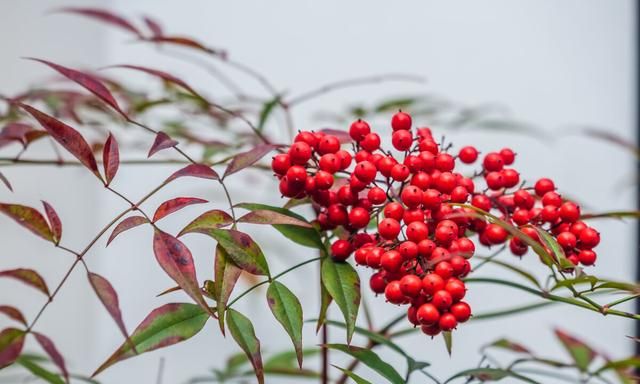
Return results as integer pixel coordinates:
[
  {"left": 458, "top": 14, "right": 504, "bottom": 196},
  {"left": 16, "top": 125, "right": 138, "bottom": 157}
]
[{"left": 321, "top": 323, "right": 329, "bottom": 384}]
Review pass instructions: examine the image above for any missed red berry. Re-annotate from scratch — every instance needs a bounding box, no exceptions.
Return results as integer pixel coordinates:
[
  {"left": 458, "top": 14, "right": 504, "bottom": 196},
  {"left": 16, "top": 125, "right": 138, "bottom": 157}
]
[
  {"left": 390, "top": 164, "right": 410, "bottom": 181},
  {"left": 514, "top": 189, "right": 535, "bottom": 209},
  {"left": 360, "top": 132, "right": 381, "bottom": 152},
  {"left": 578, "top": 228, "right": 600, "bottom": 248},
  {"left": 367, "top": 187, "right": 387, "bottom": 205},
  {"left": 330, "top": 239, "right": 352, "bottom": 261},
  {"left": 418, "top": 239, "right": 436, "bottom": 257},
  {"left": 403, "top": 208, "right": 425, "bottom": 224},
  {"left": 471, "top": 194, "right": 492, "bottom": 211},
  {"left": 458, "top": 146, "right": 478, "bottom": 164},
  {"left": 411, "top": 172, "right": 431, "bottom": 189},
  {"left": 271, "top": 154, "right": 291, "bottom": 175},
  {"left": 354, "top": 161, "right": 377, "bottom": 183},
  {"left": 501, "top": 169, "right": 520, "bottom": 188},
  {"left": 400, "top": 275, "right": 423, "bottom": 297},
  {"left": 398, "top": 241, "right": 419, "bottom": 260},
  {"left": 366, "top": 247, "right": 383, "bottom": 268},
  {"left": 512, "top": 209, "right": 530, "bottom": 226},
  {"left": 422, "top": 273, "right": 445, "bottom": 295},
  {"left": 450, "top": 186, "right": 469, "bottom": 203},
  {"left": 406, "top": 221, "right": 429, "bottom": 242},
  {"left": 435, "top": 153, "right": 455, "bottom": 172},
  {"left": 445, "top": 278, "right": 466, "bottom": 301},
  {"left": 434, "top": 261, "right": 454, "bottom": 279},
  {"left": 578, "top": 249, "right": 597, "bottom": 265},
  {"left": 559, "top": 202, "right": 580, "bottom": 223},
  {"left": 540, "top": 205, "right": 559, "bottom": 222},
  {"left": 485, "top": 171, "right": 504, "bottom": 190},
  {"left": 369, "top": 272, "right": 386, "bottom": 293},
  {"left": 294, "top": 131, "right": 318, "bottom": 148},
  {"left": 349, "top": 119, "right": 371, "bottom": 141},
  {"left": 385, "top": 280, "right": 406, "bottom": 304},
  {"left": 285, "top": 165, "right": 307, "bottom": 185},
  {"left": 327, "top": 204, "right": 348, "bottom": 226},
  {"left": 337, "top": 185, "right": 358, "bottom": 205},
  {"left": 509, "top": 237, "right": 528, "bottom": 256},
  {"left": 391, "top": 111, "right": 412, "bottom": 131},
  {"left": 438, "top": 313, "right": 458, "bottom": 331},
  {"left": 349, "top": 207, "right": 370, "bottom": 229},
  {"left": 376, "top": 156, "right": 396, "bottom": 177},
  {"left": 432, "top": 290, "right": 453, "bottom": 310},
  {"left": 335, "top": 150, "right": 352, "bottom": 170},
  {"left": 455, "top": 238, "right": 476, "bottom": 258},
  {"left": 534, "top": 178, "right": 555, "bottom": 197},
  {"left": 384, "top": 202, "right": 405, "bottom": 220},
  {"left": 417, "top": 303, "right": 440, "bottom": 325},
  {"left": 485, "top": 224, "right": 508, "bottom": 244},
  {"left": 318, "top": 135, "right": 340, "bottom": 155},
  {"left": 450, "top": 302, "right": 471, "bottom": 322},
  {"left": 499, "top": 148, "right": 516, "bottom": 165},
  {"left": 449, "top": 255, "right": 470, "bottom": 276},
  {"left": 392, "top": 130, "right": 413, "bottom": 151},
  {"left": 314, "top": 170, "right": 334, "bottom": 190},
  {"left": 483, "top": 152, "right": 504, "bottom": 172},
  {"left": 380, "top": 250, "right": 403, "bottom": 272},
  {"left": 557, "top": 231, "right": 577, "bottom": 250},
  {"left": 378, "top": 218, "right": 401, "bottom": 239},
  {"left": 423, "top": 189, "right": 443, "bottom": 210},
  {"left": 401, "top": 186, "right": 423, "bottom": 208},
  {"left": 435, "top": 172, "right": 457, "bottom": 193},
  {"left": 288, "top": 141, "right": 312, "bottom": 165}
]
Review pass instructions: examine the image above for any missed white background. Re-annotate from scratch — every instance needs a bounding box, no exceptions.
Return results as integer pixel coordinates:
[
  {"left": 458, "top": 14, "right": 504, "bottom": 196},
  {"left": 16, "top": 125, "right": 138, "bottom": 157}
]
[{"left": 0, "top": 1, "right": 636, "bottom": 383}]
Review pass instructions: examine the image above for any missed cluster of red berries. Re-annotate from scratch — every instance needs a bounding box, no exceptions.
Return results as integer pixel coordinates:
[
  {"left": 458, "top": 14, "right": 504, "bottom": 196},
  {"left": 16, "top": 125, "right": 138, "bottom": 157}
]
[{"left": 271, "top": 111, "right": 600, "bottom": 337}]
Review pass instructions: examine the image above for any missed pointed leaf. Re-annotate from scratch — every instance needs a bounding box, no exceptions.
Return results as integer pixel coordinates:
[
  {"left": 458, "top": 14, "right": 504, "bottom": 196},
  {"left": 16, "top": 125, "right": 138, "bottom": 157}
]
[
  {"left": 107, "top": 216, "right": 148, "bottom": 245},
  {"left": 146, "top": 36, "right": 220, "bottom": 55},
  {"left": 16, "top": 356, "right": 64, "bottom": 384},
  {"left": 266, "top": 281, "right": 303, "bottom": 367},
  {"left": 316, "top": 278, "right": 332, "bottom": 333},
  {"left": 152, "top": 197, "right": 207, "bottom": 222},
  {"left": 226, "top": 309, "right": 263, "bottom": 384},
  {"left": 257, "top": 96, "right": 281, "bottom": 132},
  {"left": 0, "top": 203, "right": 53, "bottom": 242},
  {"left": 152, "top": 230, "right": 212, "bottom": 315},
  {"left": 27, "top": 58, "right": 126, "bottom": 118},
  {"left": 33, "top": 332, "right": 68, "bottom": 382},
  {"left": 19, "top": 104, "right": 101, "bottom": 179},
  {"left": 235, "top": 203, "right": 322, "bottom": 249},
  {"left": 92, "top": 303, "right": 208, "bottom": 376},
  {"left": 486, "top": 338, "right": 531, "bottom": 354},
  {"left": 0, "top": 306, "right": 26, "bottom": 326},
  {"left": 147, "top": 131, "right": 178, "bottom": 158},
  {"left": 0, "top": 268, "right": 50, "bottom": 296},
  {"left": 178, "top": 210, "right": 233, "bottom": 237},
  {"left": 207, "top": 229, "right": 270, "bottom": 276},
  {"left": 214, "top": 245, "right": 241, "bottom": 334},
  {"left": 41, "top": 201, "right": 62, "bottom": 244},
  {"left": 321, "top": 259, "right": 360, "bottom": 343},
  {"left": 324, "top": 344, "right": 404, "bottom": 384},
  {"left": 165, "top": 164, "right": 219, "bottom": 183},
  {"left": 0, "top": 171, "right": 12, "bottom": 192},
  {"left": 554, "top": 328, "right": 596, "bottom": 372},
  {"left": 57, "top": 7, "right": 142, "bottom": 36},
  {"left": 103, "top": 133, "right": 119, "bottom": 185},
  {"left": 332, "top": 365, "right": 373, "bottom": 384},
  {"left": 143, "top": 16, "right": 163, "bottom": 37},
  {"left": 535, "top": 227, "right": 574, "bottom": 270},
  {"left": 0, "top": 328, "right": 25, "bottom": 368},
  {"left": 320, "top": 128, "right": 350, "bottom": 143},
  {"left": 87, "top": 273, "right": 131, "bottom": 349},
  {"left": 443, "top": 331, "right": 452, "bottom": 356},
  {"left": 444, "top": 368, "right": 540, "bottom": 384},
  {"left": 238, "top": 210, "right": 311, "bottom": 227},
  {"left": 223, "top": 144, "right": 278, "bottom": 178},
  {"left": 107, "top": 65, "right": 202, "bottom": 98}
]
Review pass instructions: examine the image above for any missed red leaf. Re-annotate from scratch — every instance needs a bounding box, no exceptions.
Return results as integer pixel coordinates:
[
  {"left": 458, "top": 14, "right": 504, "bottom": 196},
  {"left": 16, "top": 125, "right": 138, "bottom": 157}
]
[
  {"left": 0, "top": 269, "right": 50, "bottom": 296},
  {"left": 56, "top": 7, "right": 142, "bottom": 37},
  {"left": 0, "top": 328, "right": 25, "bottom": 369},
  {"left": 0, "top": 123, "right": 33, "bottom": 148},
  {"left": 146, "top": 36, "right": 220, "bottom": 55},
  {"left": 152, "top": 230, "right": 212, "bottom": 316},
  {"left": 148, "top": 131, "right": 178, "bottom": 158},
  {"left": 153, "top": 197, "right": 208, "bottom": 222},
  {"left": 0, "top": 203, "right": 54, "bottom": 242},
  {"left": 143, "top": 16, "right": 163, "bottom": 37},
  {"left": 107, "top": 216, "right": 148, "bottom": 246},
  {"left": 107, "top": 65, "right": 202, "bottom": 98},
  {"left": 320, "top": 128, "right": 351, "bottom": 144},
  {"left": 27, "top": 58, "right": 127, "bottom": 118},
  {"left": 41, "top": 201, "right": 62, "bottom": 244},
  {"left": 103, "top": 133, "right": 120, "bottom": 185},
  {"left": 178, "top": 209, "right": 234, "bottom": 237},
  {"left": 0, "top": 171, "right": 12, "bottom": 192},
  {"left": 165, "top": 164, "right": 219, "bottom": 183},
  {"left": 19, "top": 104, "right": 101, "bottom": 180},
  {"left": 214, "top": 245, "right": 241, "bottom": 334},
  {"left": 0, "top": 306, "right": 27, "bottom": 326},
  {"left": 223, "top": 144, "right": 278, "bottom": 178},
  {"left": 33, "top": 332, "right": 69, "bottom": 381},
  {"left": 88, "top": 273, "right": 132, "bottom": 350}
]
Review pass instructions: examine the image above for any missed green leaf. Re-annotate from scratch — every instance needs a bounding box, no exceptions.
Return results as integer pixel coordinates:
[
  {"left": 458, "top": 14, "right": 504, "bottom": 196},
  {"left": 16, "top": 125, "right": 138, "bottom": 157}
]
[
  {"left": 214, "top": 245, "right": 242, "bottom": 334},
  {"left": 443, "top": 331, "right": 452, "bottom": 356},
  {"left": 534, "top": 227, "right": 574, "bottom": 270},
  {"left": 92, "top": 303, "right": 209, "bottom": 376},
  {"left": 238, "top": 210, "right": 312, "bottom": 227},
  {"left": 332, "top": 365, "right": 373, "bottom": 384},
  {"left": 266, "top": 281, "right": 303, "bottom": 367},
  {"left": 236, "top": 203, "right": 323, "bottom": 249},
  {"left": 596, "top": 357, "right": 640, "bottom": 373},
  {"left": 316, "top": 279, "right": 332, "bottom": 333},
  {"left": 321, "top": 259, "right": 360, "bottom": 342},
  {"left": 473, "top": 256, "right": 541, "bottom": 288},
  {"left": 208, "top": 229, "right": 270, "bottom": 276},
  {"left": 226, "top": 309, "right": 263, "bottom": 384},
  {"left": 257, "top": 96, "right": 281, "bottom": 132},
  {"left": 324, "top": 344, "right": 404, "bottom": 384},
  {"left": 445, "top": 368, "right": 540, "bottom": 383},
  {"left": 554, "top": 328, "right": 596, "bottom": 372},
  {"left": 178, "top": 210, "right": 233, "bottom": 237},
  {"left": 17, "top": 356, "right": 65, "bottom": 384},
  {"left": 374, "top": 96, "right": 420, "bottom": 112},
  {"left": 581, "top": 210, "right": 640, "bottom": 220}
]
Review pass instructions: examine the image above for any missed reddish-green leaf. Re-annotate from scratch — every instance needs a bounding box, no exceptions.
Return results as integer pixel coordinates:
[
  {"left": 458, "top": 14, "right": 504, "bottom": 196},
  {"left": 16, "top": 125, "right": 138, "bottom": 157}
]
[
  {"left": 41, "top": 201, "right": 62, "bottom": 244},
  {"left": 321, "top": 259, "right": 360, "bottom": 343},
  {"left": 0, "top": 306, "right": 26, "bottom": 326},
  {"left": 0, "top": 171, "right": 12, "bottom": 192},
  {"left": 146, "top": 36, "right": 220, "bottom": 55},
  {"left": 0, "top": 328, "right": 25, "bottom": 368},
  {"left": 103, "top": 133, "right": 119, "bottom": 185},
  {"left": 266, "top": 281, "right": 303, "bottom": 367},
  {"left": 223, "top": 144, "right": 278, "bottom": 178},
  {"left": 486, "top": 338, "right": 531, "bottom": 354},
  {"left": 0, "top": 203, "right": 53, "bottom": 242},
  {"left": 0, "top": 123, "right": 33, "bottom": 148},
  {"left": 147, "top": 131, "right": 178, "bottom": 158},
  {"left": 92, "top": 303, "right": 209, "bottom": 377},
  {"left": 332, "top": 365, "right": 372, "bottom": 384},
  {"left": 19, "top": 104, "right": 101, "bottom": 180},
  {"left": 0, "top": 268, "right": 49, "bottom": 296},
  {"left": 143, "top": 16, "right": 163, "bottom": 37},
  {"left": 107, "top": 65, "right": 202, "bottom": 98},
  {"left": 178, "top": 209, "right": 233, "bottom": 237},
  {"left": 165, "top": 164, "right": 219, "bottom": 183},
  {"left": 107, "top": 216, "right": 148, "bottom": 246},
  {"left": 320, "top": 128, "right": 350, "bottom": 143},
  {"left": 444, "top": 368, "right": 538, "bottom": 383},
  {"left": 152, "top": 230, "right": 212, "bottom": 315},
  {"left": 325, "top": 344, "right": 404, "bottom": 384},
  {"left": 88, "top": 273, "right": 131, "bottom": 350},
  {"left": 33, "top": 332, "right": 68, "bottom": 382},
  {"left": 214, "top": 245, "right": 242, "bottom": 334},
  {"left": 153, "top": 197, "right": 207, "bottom": 222},
  {"left": 27, "top": 58, "right": 126, "bottom": 118},
  {"left": 208, "top": 229, "right": 270, "bottom": 276},
  {"left": 57, "top": 7, "right": 142, "bottom": 37},
  {"left": 238, "top": 210, "right": 311, "bottom": 227},
  {"left": 226, "top": 309, "right": 263, "bottom": 384},
  {"left": 555, "top": 328, "right": 597, "bottom": 372}
]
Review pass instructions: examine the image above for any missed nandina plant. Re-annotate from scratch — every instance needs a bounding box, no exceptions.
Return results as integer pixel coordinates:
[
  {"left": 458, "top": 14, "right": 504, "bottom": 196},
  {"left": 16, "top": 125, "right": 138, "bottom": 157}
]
[{"left": 0, "top": 7, "right": 638, "bottom": 384}]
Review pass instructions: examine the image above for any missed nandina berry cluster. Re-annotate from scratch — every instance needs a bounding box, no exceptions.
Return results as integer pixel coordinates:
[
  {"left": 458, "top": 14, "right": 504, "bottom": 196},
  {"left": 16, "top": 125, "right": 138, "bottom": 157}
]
[{"left": 271, "top": 111, "right": 600, "bottom": 337}]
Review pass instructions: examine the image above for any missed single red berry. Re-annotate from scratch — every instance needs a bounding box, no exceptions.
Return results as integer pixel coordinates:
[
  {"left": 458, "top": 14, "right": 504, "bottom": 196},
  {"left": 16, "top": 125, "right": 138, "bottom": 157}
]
[
  {"left": 445, "top": 278, "right": 466, "bottom": 301},
  {"left": 422, "top": 273, "right": 445, "bottom": 296},
  {"left": 285, "top": 165, "right": 307, "bottom": 185},
  {"left": 349, "top": 119, "right": 371, "bottom": 141},
  {"left": 534, "top": 178, "right": 555, "bottom": 197},
  {"left": 422, "top": 189, "right": 443, "bottom": 210},
  {"left": 384, "top": 280, "right": 407, "bottom": 304},
  {"left": 349, "top": 173, "right": 368, "bottom": 192},
  {"left": 366, "top": 247, "right": 384, "bottom": 268},
  {"left": 449, "top": 255, "right": 470, "bottom": 276},
  {"left": 540, "top": 205, "right": 559, "bottom": 222},
  {"left": 401, "top": 186, "right": 424, "bottom": 208},
  {"left": 381, "top": 250, "right": 404, "bottom": 272},
  {"left": 499, "top": 148, "right": 516, "bottom": 165},
  {"left": 509, "top": 237, "right": 528, "bottom": 256},
  {"left": 354, "top": 161, "right": 377, "bottom": 183},
  {"left": 419, "top": 150, "right": 436, "bottom": 169},
  {"left": 434, "top": 261, "right": 454, "bottom": 279},
  {"left": 392, "top": 130, "right": 413, "bottom": 151},
  {"left": 327, "top": 204, "right": 348, "bottom": 226},
  {"left": 367, "top": 187, "right": 387, "bottom": 205},
  {"left": 435, "top": 172, "right": 457, "bottom": 193},
  {"left": 391, "top": 111, "right": 412, "bottom": 131},
  {"left": 417, "top": 303, "right": 440, "bottom": 325},
  {"left": 455, "top": 238, "right": 476, "bottom": 258},
  {"left": 390, "top": 164, "right": 410, "bottom": 181},
  {"left": 559, "top": 202, "right": 580, "bottom": 222},
  {"left": 398, "top": 241, "right": 419, "bottom": 260},
  {"left": 578, "top": 228, "right": 600, "bottom": 248},
  {"left": 471, "top": 194, "right": 492, "bottom": 211},
  {"left": 294, "top": 131, "right": 318, "bottom": 148},
  {"left": 485, "top": 171, "right": 504, "bottom": 190},
  {"left": 418, "top": 239, "right": 436, "bottom": 257},
  {"left": 271, "top": 154, "right": 291, "bottom": 175},
  {"left": 335, "top": 150, "right": 352, "bottom": 170},
  {"left": 432, "top": 290, "right": 453, "bottom": 310},
  {"left": 411, "top": 172, "right": 431, "bottom": 190},
  {"left": 450, "top": 186, "right": 469, "bottom": 203},
  {"left": 485, "top": 224, "right": 508, "bottom": 244},
  {"left": 318, "top": 135, "right": 340, "bottom": 155},
  {"left": 421, "top": 323, "right": 441, "bottom": 336},
  {"left": 512, "top": 208, "right": 530, "bottom": 226},
  {"left": 378, "top": 218, "right": 401, "bottom": 239},
  {"left": 330, "top": 239, "right": 352, "bottom": 261},
  {"left": 458, "top": 146, "right": 478, "bottom": 164},
  {"left": 360, "top": 132, "right": 381, "bottom": 152},
  {"left": 369, "top": 272, "right": 387, "bottom": 293},
  {"left": 435, "top": 225, "right": 456, "bottom": 245},
  {"left": 578, "top": 249, "right": 597, "bottom": 265},
  {"left": 438, "top": 313, "right": 458, "bottom": 331},
  {"left": 483, "top": 152, "right": 504, "bottom": 172},
  {"left": 450, "top": 301, "right": 472, "bottom": 322},
  {"left": 406, "top": 221, "right": 429, "bottom": 242},
  {"left": 355, "top": 247, "right": 370, "bottom": 265},
  {"left": 355, "top": 150, "right": 373, "bottom": 163},
  {"left": 514, "top": 189, "right": 535, "bottom": 209},
  {"left": 337, "top": 185, "right": 358, "bottom": 205},
  {"left": 376, "top": 156, "right": 396, "bottom": 177},
  {"left": 314, "top": 170, "right": 334, "bottom": 190},
  {"left": 288, "top": 141, "right": 312, "bottom": 165},
  {"left": 319, "top": 154, "right": 340, "bottom": 173},
  {"left": 400, "top": 275, "right": 423, "bottom": 297},
  {"left": 557, "top": 231, "right": 577, "bottom": 250},
  {"left": 348, "top": 207, "right": 371, "bottom": 229},
  {"left": 384, "top": 202, "right": 405, "bottom": 220},
  {"left": 435, "top": 153, "right": 455, "bottom": 172},
  {"left": 403, "top": 208, "right": 425, "bottom": 224},
  {"left": 501, "top": 168, "right": 520, "bottom": 188}
]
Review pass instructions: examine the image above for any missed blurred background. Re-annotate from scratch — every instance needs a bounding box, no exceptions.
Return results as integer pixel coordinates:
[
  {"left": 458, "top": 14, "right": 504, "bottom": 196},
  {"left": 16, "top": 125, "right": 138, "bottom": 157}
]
[{"left": 0, "top": 0, "right": 636, "bottom": 383}]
